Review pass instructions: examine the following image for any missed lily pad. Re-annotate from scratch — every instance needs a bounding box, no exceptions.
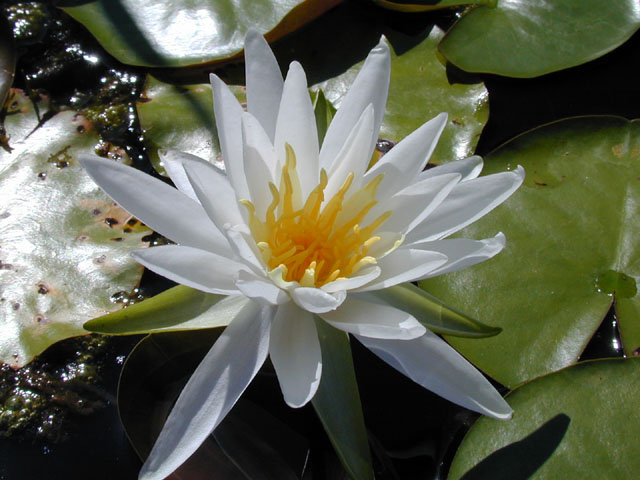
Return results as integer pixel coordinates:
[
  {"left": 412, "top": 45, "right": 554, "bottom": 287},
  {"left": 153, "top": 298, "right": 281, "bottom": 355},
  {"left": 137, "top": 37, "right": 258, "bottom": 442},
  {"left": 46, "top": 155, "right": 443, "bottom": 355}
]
[
  {"left": 137, "top": 77, "right": 245, "bottom": 175},
  {"left": 314, "top": 26, "right": 489, "bottom": 165},
  {"left": 0, "top": 89, "right": 148, "bottom": 367},
  {"left": 438, "top": 0, "right": 640, "bottom": 78},
  {"left": 61, "top": 0, "right": 343, "bottom": 68},
  {"left": 448, "top": 358, "right": 640, "bottom": 479},
  {"left": 421, "top": 116, "right": 640, "bottom": 387}
]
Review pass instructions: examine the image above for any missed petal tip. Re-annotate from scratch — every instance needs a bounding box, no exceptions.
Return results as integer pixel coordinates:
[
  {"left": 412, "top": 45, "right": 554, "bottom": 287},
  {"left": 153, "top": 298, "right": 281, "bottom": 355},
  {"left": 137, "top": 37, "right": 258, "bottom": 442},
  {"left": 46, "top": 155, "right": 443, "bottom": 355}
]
[{"left": 513, "top": 165, "right": 526, "bottom": 179}]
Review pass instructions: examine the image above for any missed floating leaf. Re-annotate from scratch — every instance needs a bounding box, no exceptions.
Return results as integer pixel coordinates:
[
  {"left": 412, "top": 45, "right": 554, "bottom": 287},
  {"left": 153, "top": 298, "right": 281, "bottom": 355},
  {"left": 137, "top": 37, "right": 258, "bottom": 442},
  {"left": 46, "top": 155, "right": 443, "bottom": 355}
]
[
  {"left": 421, "top": 116, "right": 640, "bottom": 387},
  {"left": 448, "top": 358, "right": 640, "bottom": 479},
  {"left": 314, "top": 26, "right": 489, "bottom": 165},
  {"left": 312, "top": 319, "right": 373, "bottom": 480},
  {"left": 137, "top": 77, "right": 245, "bottom": 175},
  {"left": 439, "top": 0, "right": 640, "bottom": 78},
  {"left": 0, "top": 90, "right": 148, "bottom": 367},
  {"left": 61, "top": 0, "right": 343, "bottom": 68}
]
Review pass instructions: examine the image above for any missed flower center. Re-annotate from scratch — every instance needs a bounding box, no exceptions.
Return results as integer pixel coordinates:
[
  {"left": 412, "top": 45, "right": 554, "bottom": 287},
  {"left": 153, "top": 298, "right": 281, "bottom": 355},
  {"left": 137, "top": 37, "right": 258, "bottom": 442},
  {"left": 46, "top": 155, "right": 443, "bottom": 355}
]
[{"left": 240, "top": 144, "right": 390, "bottom": 287}]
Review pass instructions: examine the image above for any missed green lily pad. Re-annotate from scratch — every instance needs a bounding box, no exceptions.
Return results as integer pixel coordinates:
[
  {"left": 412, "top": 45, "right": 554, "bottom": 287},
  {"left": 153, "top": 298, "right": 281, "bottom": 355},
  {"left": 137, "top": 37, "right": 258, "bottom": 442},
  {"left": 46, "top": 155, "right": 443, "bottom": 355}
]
[
  {"left": 0, "top": 89, "right": 148, "bottom": 367},
  {"left": 61, "top": 0, "right": 343, "bottom": 68},
  {"left": 421, "top": 116, "right": 640, "bottom": 387},
  {"left": 448, "top": 358, "right": 640, "bottom": 479},
  {"left": 438, "top": 0, "right": 640, "bottom": 78},
  {"left": 314, "top": 26, "right": 489, "bottom": 165}
]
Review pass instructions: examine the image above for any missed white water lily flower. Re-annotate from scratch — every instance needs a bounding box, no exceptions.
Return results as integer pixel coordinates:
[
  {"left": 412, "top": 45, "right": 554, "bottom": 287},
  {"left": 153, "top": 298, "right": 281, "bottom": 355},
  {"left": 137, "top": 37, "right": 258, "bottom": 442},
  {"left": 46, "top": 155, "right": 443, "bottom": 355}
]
[{"left": 81, "top": 32, "right": 523, "bottom": 480}]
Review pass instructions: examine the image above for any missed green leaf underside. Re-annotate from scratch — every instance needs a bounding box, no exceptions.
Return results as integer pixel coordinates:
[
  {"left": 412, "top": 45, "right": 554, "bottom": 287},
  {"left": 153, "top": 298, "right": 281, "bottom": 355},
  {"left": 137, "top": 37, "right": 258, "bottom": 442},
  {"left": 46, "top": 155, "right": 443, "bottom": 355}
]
[
  {"left": 312, "top": 319, "right": 374, "bottom": 480},
  {"left": 311, "top": 89, "right": 336, "bottom": 145},
  {"left": 371, "top": 284, "right": 502, "bottom": 337},
  {"left": 439, "top": 0, "right": 640, "bottom": 78},
  {"left": 0, "top": 89, "right": 148, "bottom": 367},
  {"left": 83, "top": 285, "right": 243, "bottom": 334},
  {"left": 314, "top": 26, "right": 489, "bottom": 166},
  {"left": 61, "top": 0, "right": 343, "bottom": 68},
  {"left": 448, "top": 358, "right": 640, "bottom": 480},
  {"left": 421, "top": 116, "right": 640, "bottom": 387}
]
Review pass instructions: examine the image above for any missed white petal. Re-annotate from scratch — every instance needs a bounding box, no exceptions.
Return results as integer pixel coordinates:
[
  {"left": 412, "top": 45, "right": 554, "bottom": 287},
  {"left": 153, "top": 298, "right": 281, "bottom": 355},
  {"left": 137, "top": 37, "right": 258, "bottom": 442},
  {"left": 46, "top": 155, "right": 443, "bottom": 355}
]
[
  {"left": 225, "top": 226, "right": 266, "bottom": 273},
  {"left": 242, "top": 113, "right": 277, "bottom": 218},
  {"left": 407, "top": 166, "right": 525, "bottom": 243},
  {"left": 269, "top": 303, "right": 322, "bottom": 407},
  {"left": 235, "top": 270, "right": 289, "bottom": 305},
  {"left": 290, "top": 287, "right": 346, "bottom": 313},
  {"left": 367, "top": 172, "right": 460, "bottom": 235},
  {"left": 419, "top": 155, "right": 483, "bottom": 183},
  {"left": 411, "top": 233, "right": 506, "bottom": 278},
  {"left": 367, "top": 231, "right": 404, "bottom": 260},
  {"left": 182, "top": 154, "right": 245, "bottom": 232},
  {"left": 320, "top": 297, "right": 425, "bottom": 339},
  {"left": 356, "top": 330, "right": 513, "bottom": 419},
  {"left": 320, "top": 38, "right": 390, "bottom": 170},
  {"left": 356, "top": 249, "right": 448, "bottom": 291},
  {"left": 365, "top": 113, "right": 448, "bottom": 200},
  {"left": 132, "top": 245, "right": 246, "bottom": 295},
  {"left": 79, "top": 155, "right": 231, "bottom": 255},
  {"left": 158, "top": 150, "right": 210, "bottom": 201},
  {"left": 324, "top": 104, "right": 375, "bottom": 200},
  {"left": 274, "top": 61, "right": 319, "bottom": 198},
  {"left": 139, "top": 303, "right": 272, "bottom": 480},
  {"left": 321, "top": 266, "right": 381, "bottom": 293},
  {"left": 245, "top": 29, "right": 284, "bottom": 141},
  {"left": 210, "top": 73, "right": 250, "bottom": 199}
]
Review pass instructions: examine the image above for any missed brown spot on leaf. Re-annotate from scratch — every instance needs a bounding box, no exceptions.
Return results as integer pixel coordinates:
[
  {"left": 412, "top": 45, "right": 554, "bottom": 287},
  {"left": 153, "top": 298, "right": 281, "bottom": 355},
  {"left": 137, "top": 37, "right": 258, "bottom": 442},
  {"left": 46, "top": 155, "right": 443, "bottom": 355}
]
[
  {"left": 611, "top": 143, "right": 625, "bottom": 158},
  {"left": 36, "top": 282, "right": 49, "bottom": 294}
]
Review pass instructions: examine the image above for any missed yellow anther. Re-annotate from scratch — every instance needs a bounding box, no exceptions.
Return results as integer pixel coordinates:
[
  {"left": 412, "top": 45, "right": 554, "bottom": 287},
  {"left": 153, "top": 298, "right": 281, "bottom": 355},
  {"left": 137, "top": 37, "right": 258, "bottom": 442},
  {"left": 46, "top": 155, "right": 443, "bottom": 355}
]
[
  {"left": 241, "top": 145, "right": 394, "bottom": 287},
  {"left": 300, "top": 261, "right": 317, "bottom": 287}
]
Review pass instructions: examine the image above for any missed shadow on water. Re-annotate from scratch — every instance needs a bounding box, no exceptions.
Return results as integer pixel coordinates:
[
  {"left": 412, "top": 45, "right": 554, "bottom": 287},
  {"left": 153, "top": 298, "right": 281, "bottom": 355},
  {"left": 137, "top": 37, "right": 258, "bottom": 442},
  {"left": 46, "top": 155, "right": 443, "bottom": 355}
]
[{"left": 459, "top": 414, "right": 571, "bottom": 480}]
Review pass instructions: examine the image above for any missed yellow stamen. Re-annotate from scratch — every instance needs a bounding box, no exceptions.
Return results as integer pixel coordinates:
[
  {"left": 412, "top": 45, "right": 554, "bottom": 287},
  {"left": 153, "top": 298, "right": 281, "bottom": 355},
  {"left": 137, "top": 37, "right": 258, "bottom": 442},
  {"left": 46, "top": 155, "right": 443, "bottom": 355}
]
[{"left": 242, "top": 145, "right": 398, "bottom": 286}]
